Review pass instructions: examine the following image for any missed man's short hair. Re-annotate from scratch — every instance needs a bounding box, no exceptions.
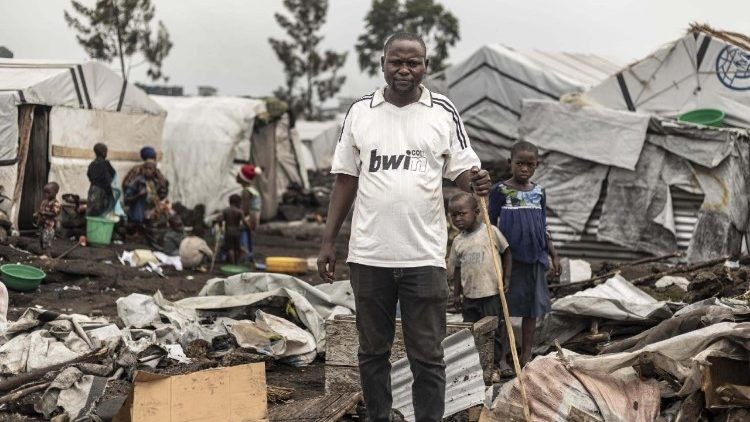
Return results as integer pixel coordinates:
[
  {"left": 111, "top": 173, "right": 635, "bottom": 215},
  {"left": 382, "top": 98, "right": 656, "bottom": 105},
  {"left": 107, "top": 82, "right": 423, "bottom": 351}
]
[{"left": 383, "top": 32, "right": 427, "bottom": 56}]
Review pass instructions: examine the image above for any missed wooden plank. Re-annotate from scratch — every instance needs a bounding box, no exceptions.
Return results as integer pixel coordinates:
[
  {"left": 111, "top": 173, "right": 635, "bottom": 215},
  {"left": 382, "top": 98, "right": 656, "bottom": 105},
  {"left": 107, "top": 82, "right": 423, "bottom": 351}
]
[
  {"left": 51, "top": 145, "right": 163, "bottom": 162},
  {"left": 324, "top": 366, "right": 360, "bottom": 395},
  {"left": 269, "top": 392, "right": 361, "bottom": 422}
]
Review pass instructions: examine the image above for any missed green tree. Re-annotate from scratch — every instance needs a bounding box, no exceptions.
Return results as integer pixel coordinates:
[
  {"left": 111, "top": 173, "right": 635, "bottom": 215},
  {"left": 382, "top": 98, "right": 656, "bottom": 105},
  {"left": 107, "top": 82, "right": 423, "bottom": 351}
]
[
  {"left": 0, "top": 46, "right": 13, "bottom": 59},
  {"left": 356, "top": 0, "right": 460, "bottom": 76},
  {"left": 269, "top": 0, "right": 347, "bottom": 120},
  {"left": 64, "top": 0, "right": 172, "bottom": 82}
]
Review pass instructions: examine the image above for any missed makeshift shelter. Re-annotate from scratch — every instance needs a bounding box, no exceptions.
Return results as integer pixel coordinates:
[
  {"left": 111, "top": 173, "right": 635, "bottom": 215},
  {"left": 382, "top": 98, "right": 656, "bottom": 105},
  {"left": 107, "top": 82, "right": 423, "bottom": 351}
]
[
  {"left": 522, "top": 27, "right": 750, "bottom": 262},
  {"left": 154, "top": 96, "right": 309, "bottom": 219},
  {"left": 295, "top": 119, "right": 341, "bottom": 171},
  {"left": 589, "top": 26, "right": 750, "bottom": 128},
  {"left": 522, "top": 99, "right": 748, "bottom": 262},
  {"left": 0, "top": 59, "right": 165, "bottom": 229},
  {"left": 427, "top": 45, "right": 621, "bottom": 161}
]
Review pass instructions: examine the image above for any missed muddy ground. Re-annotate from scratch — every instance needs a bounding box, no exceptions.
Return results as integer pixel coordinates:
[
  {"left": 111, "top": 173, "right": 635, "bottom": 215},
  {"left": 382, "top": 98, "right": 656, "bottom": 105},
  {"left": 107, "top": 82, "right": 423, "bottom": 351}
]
[{"left": 3, "top": 227, "right": 344, "bottom": 411}]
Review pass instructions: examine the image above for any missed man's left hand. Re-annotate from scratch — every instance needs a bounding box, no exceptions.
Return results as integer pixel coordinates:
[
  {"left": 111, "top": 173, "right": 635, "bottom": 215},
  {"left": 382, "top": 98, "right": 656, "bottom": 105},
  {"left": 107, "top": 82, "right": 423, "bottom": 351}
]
[{"left": 469, "top": 166, "right": 491, "bottom": 196}]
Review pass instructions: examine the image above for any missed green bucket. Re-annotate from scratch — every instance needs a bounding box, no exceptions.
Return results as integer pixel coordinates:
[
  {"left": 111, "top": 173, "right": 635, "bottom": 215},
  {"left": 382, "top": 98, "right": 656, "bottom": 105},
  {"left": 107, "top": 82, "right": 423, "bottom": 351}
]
[
  {"left": 219, "top": 264, "right": 253, "bottom": 275},
  {"left": 678, "top": 109, "right": 725, "bottom": 127},
  {"left": 1, "top": 264, "right": 46, "bottom": 291},
  {"left": 86, "top": 216, "right": 119, "bottom": 246}
]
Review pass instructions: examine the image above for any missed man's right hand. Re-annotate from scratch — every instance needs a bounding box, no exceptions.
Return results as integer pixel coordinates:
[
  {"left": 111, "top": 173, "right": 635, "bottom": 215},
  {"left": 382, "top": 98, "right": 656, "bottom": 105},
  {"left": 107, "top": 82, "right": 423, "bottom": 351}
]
[
  {"left": 453, "top": 294, "right": 462, "bottom": 310},
  {"left": 317, "top": 242, "right": 336, "bottom": 283}
]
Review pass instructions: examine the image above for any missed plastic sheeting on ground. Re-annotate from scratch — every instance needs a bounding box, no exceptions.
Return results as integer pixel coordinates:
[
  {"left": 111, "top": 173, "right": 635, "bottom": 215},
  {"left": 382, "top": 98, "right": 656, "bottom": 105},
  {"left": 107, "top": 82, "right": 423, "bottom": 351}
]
[
  {"left": 566, "top": 322, "right": 750, "bottom": 396},
  {"left": 228, "top": 310, "right": 317, "bottom": 366},
  {"left": 552, "top": 274, "right": 673, "bottom": 322},
  {"left": 0, "top": 309, "right": 111, "bottom": 375},
  {"left": 179, "top": 272, "right": 355, "bottom": 353},
  {"left": 487, "top": 352, "right": 660, "bottom": 421},
  {"left": 392, "top": 329, "right": 485, "bottom": 421}
]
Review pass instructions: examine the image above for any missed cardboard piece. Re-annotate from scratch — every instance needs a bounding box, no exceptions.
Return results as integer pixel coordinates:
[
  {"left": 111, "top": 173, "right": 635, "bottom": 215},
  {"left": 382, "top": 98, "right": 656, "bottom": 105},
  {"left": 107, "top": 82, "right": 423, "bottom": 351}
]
[{"left": 115, "top": 362, "right": 267, "bottom": 422}]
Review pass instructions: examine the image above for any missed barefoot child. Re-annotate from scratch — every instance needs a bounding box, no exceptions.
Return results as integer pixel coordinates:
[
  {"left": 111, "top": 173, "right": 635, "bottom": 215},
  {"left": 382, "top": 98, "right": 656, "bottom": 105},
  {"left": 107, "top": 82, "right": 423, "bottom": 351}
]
[
  {"left": 35, "top": 182, "right": 62, "bottom": 257},
  {"left": 488, "top": 140, "right": 560, "bottom": 367},
  {"left": 448, "top": 192, "right": 513, "bottom": 376},
  {"left": 216, "top": 194, "right": 246, "bottom": 265}
]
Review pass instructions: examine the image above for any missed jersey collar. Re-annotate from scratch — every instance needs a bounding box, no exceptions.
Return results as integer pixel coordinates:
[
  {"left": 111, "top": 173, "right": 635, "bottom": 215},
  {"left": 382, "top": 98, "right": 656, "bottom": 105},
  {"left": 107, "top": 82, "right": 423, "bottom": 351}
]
[{"left": 370, "top": 84, "right": 433, "bottom": 108}]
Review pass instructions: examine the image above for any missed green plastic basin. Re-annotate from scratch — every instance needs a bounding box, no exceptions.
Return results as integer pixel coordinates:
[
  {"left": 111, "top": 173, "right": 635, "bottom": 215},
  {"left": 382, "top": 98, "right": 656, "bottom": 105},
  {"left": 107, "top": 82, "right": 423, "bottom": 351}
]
[
  {"left": 219, "top": 264, "right": 253, "bottom": 275},
  {"left": 1, "top": 264, "right": 46, "bottom": 291},
  {"left": 86, "top": 216, "right": 119, "bottom": 246},
  {"left": 678, "top": 109, "right": 725, "bottom": 127}
]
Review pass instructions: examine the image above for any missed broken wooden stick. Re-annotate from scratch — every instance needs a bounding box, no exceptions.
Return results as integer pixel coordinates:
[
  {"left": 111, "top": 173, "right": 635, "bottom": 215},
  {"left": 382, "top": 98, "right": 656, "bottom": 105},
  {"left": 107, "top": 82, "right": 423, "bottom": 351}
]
[
  {"left": 630, "top": 256, "right": 728, "bottom": 285},
  {"left": 477, "top": 195, "right": 531, "bottom": 421},
  {"left": 549, "top": 251, "right": 682, "bottom": 290},
  {"left": 0, "top": 347, "right": 107, "bottom": 393},
  {"left": 0, "top": 382, "right": 50, "bottom": 405}
]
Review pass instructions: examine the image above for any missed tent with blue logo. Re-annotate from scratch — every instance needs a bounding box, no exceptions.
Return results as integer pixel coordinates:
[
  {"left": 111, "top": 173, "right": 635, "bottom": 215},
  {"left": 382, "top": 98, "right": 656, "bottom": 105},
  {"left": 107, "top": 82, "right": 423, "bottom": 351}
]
[{"left": 588, "top": 24, "right": 750, "bottom": 128}]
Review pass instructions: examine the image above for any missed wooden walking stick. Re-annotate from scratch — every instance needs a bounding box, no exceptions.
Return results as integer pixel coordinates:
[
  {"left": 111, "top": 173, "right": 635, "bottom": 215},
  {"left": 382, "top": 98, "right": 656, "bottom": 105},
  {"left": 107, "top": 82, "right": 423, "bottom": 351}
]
[{"left": 477, "top": 194, "right": 532, "bottom": 421}]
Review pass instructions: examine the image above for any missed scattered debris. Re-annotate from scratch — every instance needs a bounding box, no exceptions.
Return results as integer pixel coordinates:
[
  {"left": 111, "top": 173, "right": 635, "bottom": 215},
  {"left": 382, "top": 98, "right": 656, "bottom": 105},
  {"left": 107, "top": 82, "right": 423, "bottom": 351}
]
[{"left": 269, "top": 391, "right": 362, "bottom": 422}]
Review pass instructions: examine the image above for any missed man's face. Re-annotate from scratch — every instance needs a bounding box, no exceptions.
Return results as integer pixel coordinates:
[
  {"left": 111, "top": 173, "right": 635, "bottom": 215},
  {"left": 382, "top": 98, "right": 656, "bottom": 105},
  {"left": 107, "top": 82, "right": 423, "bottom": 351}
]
[{"left": 381, "top": 39, "right": 428, "bottom": 94}]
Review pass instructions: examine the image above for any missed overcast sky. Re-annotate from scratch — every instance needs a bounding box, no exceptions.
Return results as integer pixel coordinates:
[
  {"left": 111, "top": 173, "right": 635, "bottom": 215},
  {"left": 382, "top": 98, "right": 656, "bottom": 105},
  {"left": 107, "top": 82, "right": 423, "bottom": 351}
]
[{"left": 3, "top": 0, "right": 749, "bottom": 98}]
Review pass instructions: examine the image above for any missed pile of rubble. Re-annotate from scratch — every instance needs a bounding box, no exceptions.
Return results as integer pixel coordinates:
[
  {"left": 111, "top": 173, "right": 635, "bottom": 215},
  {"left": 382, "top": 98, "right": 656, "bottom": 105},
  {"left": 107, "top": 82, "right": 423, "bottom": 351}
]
[
  {"left": 484, "top": 256, "right": 750, "bottom": 421},
  {"left": 0, "top": 273, "right": 354, "bottom": 420}
]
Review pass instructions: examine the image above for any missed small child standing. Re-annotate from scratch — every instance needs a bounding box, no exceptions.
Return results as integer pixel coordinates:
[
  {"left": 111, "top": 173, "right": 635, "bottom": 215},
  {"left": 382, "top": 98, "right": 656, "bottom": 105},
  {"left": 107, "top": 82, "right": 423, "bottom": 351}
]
[
  {"left": 35, "top": 182, "right": 62, "bottom": 257},
  {"left": 216, "top": 194, "right": 246, "bottom": 265},
  {"left": 488, "top": 140, "right": 560, "bottom": 367},
  {"left": 448, "top": 192, "right": 513, "bottom": 375}
]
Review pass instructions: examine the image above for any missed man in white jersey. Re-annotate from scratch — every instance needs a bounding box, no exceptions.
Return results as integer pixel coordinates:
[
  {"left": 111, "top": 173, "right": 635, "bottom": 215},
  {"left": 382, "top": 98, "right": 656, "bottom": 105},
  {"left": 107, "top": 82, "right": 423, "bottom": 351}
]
[{"left": 318, "top": 32, "right": 490, "bottom": 422}]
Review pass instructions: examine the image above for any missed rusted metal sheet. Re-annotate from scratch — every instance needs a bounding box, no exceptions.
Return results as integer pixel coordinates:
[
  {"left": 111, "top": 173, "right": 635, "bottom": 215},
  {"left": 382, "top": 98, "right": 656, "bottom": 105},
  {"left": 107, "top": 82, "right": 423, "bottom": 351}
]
[{"left": 550, "top": 187, "right": 703, "bottom": 261}]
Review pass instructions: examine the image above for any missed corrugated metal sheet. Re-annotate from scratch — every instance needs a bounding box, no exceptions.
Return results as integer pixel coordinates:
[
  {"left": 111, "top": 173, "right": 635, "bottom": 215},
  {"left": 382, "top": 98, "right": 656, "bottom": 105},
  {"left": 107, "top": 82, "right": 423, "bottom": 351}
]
[
  {"left": 550, "top": 187, "right": 704, "bottom": 261},
  {"left": 391, "top": 329, "right": 485, "bottom": 421}
]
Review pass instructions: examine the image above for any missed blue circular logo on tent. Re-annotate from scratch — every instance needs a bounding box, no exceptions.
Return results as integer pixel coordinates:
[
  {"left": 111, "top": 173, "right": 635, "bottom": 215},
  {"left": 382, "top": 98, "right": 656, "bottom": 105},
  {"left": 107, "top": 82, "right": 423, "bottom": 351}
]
[{"left": 716, "top": 45, "right": 750, "bottom": 90}]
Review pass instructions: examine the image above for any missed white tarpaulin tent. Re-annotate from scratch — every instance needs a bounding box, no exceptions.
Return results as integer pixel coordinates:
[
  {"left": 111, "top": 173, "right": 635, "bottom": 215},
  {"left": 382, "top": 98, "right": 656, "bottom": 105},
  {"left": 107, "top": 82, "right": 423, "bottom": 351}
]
[
  {"left": 295, "top": 119, "right": 341, "bottom": 171},
  {"left": 154, "top": 96, "right": 309, "bottom": 218},
  {"left": 427, "top": 45, "right": 621, "bottom": 161},
  {"left": 588, "top": 27, "right": 750, "bottom": 128},
  {"left": 0, "top": 59, "right": 165, "bottom": 229},
  {"left": 154, "top": 95, "right": 265, "bottom": 215}
]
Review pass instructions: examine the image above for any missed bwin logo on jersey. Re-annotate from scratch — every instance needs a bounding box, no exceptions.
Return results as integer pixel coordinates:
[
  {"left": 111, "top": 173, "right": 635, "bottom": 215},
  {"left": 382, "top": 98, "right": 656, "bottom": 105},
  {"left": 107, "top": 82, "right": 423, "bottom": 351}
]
[{"left": 368, "top": 149, "right": 427, "bottom": 173}]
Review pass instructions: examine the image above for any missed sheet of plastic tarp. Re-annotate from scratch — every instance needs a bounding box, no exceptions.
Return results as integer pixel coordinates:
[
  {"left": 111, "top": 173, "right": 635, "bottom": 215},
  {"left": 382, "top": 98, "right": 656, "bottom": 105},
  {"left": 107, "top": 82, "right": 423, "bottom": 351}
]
[
  {"left": 534, "top": 152, "right": 609, "bottom": 233},
  {"left": 428, "top": 45, "right": 620, "bottom": 162},
  {"left": 488, "top": 353, "right": 660, "bottom": 422},
  {"left": 520, "top": 100, "right": 650, "bottom": 170},
  {"left": 275, "top": 115, "right": 310, "bottom": 193},
  {"left": 566, "top": 322, "right": 750, "bottom": 396},
  {"left": 153, "top": 95, "right": 266, "bottom": 214},
  {"left": 0, "top": 92, "right": 17, "bottom": 162},
  {"left": 0, "top": 59, "right": 164, "bottom": 116},
  {"left": 392, "top": 329, "right": 485, "bottom": 421},
  {"left": 587, "top": 31, "right": 750, "bottom": 129},
  {"left": 176, "top": 273, "right": 355, "bottom": 353},
  {"left": 47, "top": 107, "right": 165, "bottom": 199},
  {"left": 552, "top": 274, "right": 673, "bottom": 322},
  {"left": 295, "top": 118, "right": 341, "bottom": 170},
  {"left": 598, "top": 143, "right": 680, "bottom": 255}
]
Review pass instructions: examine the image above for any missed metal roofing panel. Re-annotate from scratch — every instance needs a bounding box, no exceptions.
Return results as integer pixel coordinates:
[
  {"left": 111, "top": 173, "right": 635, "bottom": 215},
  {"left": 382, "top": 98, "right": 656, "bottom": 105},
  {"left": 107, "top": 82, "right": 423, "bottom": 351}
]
[
  {"left": 550, "top": 187, "right": 704, "bottom": 261},
  {"left": 391, "top": 329, "right": 485, "bottom": 421}
]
